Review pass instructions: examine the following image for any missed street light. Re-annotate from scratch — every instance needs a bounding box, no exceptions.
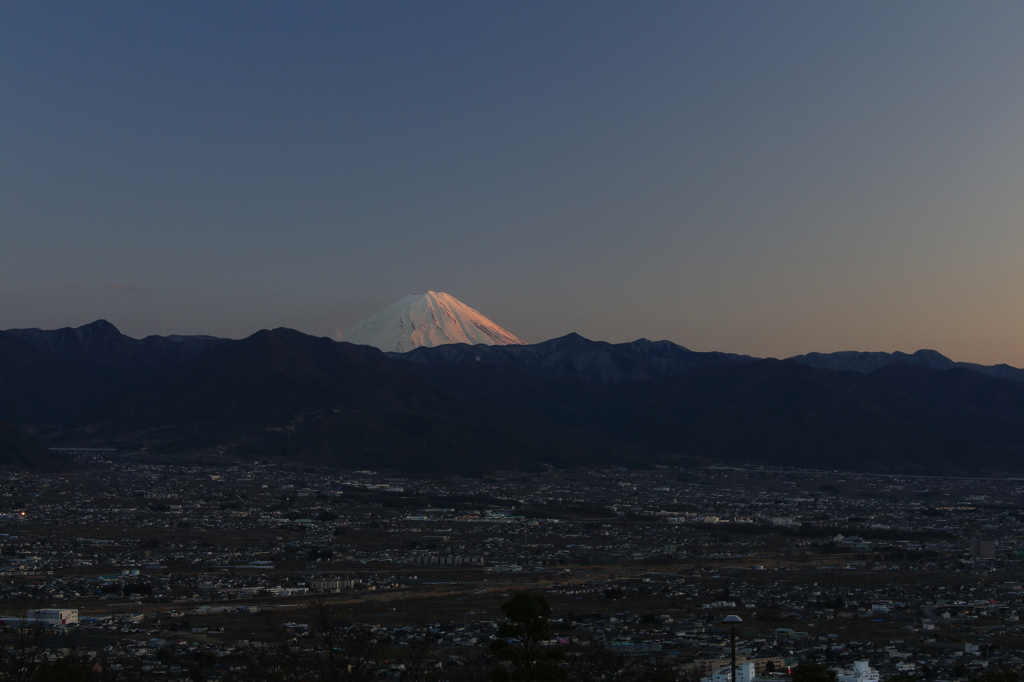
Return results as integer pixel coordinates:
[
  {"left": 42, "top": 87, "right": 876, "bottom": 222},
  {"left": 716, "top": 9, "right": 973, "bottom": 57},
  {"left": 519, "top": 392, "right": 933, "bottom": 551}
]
[{"left": 723, "top": 615, "right": 743, "bottom": 682}]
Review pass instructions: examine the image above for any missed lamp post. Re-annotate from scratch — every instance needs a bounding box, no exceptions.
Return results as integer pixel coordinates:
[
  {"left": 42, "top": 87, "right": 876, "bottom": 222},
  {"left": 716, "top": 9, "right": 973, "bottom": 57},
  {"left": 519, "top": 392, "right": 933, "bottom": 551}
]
[{"left": 724, "top": 615, "right": 743, "bottom": 682}]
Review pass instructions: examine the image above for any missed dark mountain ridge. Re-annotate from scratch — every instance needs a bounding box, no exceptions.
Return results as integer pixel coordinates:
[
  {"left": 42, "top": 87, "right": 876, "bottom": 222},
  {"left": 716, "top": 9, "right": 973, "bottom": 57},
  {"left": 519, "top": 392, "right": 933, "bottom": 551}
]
[
  {"left": 599, "top": 360, "right": 1006, "bottom": 474},
  {"left": 118, "top": 328, "right": 633, "bottom": 472},
  {"left": 0, "top": 321, "right": 227, "bottom": 426},
  {"left": 397, "top": 352, "right": 1024, "bottom": 475},
  {"left": 0, "top": 420, "right": 73, "bottom": 472},
  {"left": 394, "top": 335, "right": 1024, "bottom": 385},
  {"left": 5, "top": 319, "right": 226, "bottom": 381},
  {"left": 389, "top": 333, "right": 758, "bottom": 383},
  {"left": 4, "top": 320, "right": 1024, "bottom": 475},
  {"left": 0, "top": 329, "right": 91, "bottom": 423},
  {"left": 789, "top": 348, "right": 1024, "bottom": 382}
]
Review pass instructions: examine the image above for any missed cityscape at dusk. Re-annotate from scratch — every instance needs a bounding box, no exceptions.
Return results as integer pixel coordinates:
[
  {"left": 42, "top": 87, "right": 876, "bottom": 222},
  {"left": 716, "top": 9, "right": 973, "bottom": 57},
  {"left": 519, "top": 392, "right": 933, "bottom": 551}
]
[{"left": 4, "top": 3, "right": 1024, "bottom": 681}]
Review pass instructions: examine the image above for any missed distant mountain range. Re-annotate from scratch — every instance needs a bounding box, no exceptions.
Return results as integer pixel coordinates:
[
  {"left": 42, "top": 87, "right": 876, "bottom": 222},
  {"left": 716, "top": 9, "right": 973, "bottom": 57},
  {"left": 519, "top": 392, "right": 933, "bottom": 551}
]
[
  {"left": 3, "top": 318, "right": 1024, "bottom": 475},
  {"left": 790, "top": 349, "right": 1024, "bottom": 382},
  {"left": 391, "top": 332, "right": 758, "bottom": 383}
]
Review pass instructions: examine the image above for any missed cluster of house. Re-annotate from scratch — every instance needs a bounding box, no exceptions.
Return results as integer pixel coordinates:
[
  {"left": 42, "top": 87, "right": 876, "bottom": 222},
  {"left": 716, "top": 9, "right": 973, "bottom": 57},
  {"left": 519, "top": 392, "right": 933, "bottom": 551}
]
[
  {"left": 702, "top": 660, "right": 879, "bottom": 682},
  {"left": 3, "top": 455, "right": 1024, "bottom": 678}
]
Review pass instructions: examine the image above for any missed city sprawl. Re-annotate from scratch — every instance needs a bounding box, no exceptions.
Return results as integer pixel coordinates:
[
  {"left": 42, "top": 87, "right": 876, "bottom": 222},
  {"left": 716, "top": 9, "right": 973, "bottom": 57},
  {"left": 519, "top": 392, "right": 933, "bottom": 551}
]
[{"left": 3, "top": 451, "right": 1024, "bottom": 679}]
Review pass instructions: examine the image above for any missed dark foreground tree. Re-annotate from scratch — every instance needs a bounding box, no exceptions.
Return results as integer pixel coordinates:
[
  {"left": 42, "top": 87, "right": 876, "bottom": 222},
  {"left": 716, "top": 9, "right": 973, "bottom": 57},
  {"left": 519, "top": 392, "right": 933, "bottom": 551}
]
[
  {"left": 0, "top": 602, "right": 47, "bottom": 682},
  {"left": 793, "top": 662, "right": 838, "bottom": 682},
  {"left": 489, "top": 592, "right": 566, "bottom": 682}
]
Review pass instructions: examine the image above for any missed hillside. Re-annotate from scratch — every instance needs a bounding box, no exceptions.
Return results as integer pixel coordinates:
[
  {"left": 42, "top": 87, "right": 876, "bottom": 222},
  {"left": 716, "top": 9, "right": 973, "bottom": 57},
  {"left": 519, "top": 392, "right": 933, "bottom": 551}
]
[
  {"left": 5, "top": 321, "right": 1024, "bottom": 475},
  {"left": 0, "top": 421, "right": 74, "bottom": 472}
]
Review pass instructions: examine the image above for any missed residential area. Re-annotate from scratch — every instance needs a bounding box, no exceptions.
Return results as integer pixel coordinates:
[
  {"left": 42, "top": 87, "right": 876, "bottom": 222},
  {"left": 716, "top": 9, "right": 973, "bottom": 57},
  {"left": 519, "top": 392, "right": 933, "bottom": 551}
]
[{"left": 2, "top": 452, "right": 1024, "bottom": 680}]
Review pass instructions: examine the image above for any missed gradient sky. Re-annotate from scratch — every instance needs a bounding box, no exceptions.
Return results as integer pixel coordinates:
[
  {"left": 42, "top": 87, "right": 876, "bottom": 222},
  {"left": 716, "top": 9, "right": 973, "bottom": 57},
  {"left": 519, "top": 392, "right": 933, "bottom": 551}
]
[{"left": 3, "top": 2, "right": 1024, "bottom": 365}]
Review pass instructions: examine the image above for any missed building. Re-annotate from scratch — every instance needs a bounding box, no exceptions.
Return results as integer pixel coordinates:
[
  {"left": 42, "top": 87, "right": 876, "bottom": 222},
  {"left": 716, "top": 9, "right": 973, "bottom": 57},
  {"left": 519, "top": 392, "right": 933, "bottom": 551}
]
[
  {"left": 703, "top": 661, "right": 756, "bottom": 682},
  {"left": 310, "top": 578, "right": 360, "bottom": 592},
  {"left": 837, "top": 661, "right": 879, "bottom": 682},
  {"left": 0, "top": 609, "right": 79, "bottom": 627}
]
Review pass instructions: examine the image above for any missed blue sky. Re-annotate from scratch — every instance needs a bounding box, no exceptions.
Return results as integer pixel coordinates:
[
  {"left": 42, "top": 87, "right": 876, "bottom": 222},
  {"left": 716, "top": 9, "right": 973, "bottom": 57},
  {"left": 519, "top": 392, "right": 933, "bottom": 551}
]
[{"left": 3, "top": 2, "right": 1024, "bottom": 364}]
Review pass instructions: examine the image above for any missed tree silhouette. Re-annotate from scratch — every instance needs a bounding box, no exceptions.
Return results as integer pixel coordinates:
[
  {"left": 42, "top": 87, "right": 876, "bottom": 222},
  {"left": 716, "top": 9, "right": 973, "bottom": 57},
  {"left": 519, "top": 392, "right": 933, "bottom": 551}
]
[
  {"left": 793, "top": 662, "right": 838, "bottom": 682},
  {"left": 489, "top": 592, "right": 567, "bottom": 682}
]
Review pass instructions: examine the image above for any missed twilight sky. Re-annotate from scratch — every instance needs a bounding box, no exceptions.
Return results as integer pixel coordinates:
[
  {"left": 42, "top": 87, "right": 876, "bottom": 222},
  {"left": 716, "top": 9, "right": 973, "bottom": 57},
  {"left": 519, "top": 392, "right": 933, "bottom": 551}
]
[{"left": 3, "top": 2, "right": 1024, "bottom": 365}]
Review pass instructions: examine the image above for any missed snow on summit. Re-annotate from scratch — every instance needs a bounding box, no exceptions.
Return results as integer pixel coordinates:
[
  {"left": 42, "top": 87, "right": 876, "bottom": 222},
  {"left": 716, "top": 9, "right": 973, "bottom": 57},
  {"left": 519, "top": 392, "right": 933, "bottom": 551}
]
[{"left": 339, "top": 291, "right": 525, "bottom": 353}]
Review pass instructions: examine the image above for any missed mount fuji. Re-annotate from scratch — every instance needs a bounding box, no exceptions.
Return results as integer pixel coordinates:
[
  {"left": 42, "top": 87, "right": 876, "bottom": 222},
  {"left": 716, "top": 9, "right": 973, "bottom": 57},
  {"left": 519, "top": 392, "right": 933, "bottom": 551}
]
[{"left": 338, "top": 291, "right": 525, "bottom": 353}]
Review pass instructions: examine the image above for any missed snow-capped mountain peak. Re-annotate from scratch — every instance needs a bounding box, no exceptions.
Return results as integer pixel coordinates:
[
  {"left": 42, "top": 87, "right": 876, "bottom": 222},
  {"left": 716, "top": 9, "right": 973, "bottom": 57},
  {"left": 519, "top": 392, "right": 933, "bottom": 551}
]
[{"left": 338, "top": 291, "right": 525, "bottom": 353}]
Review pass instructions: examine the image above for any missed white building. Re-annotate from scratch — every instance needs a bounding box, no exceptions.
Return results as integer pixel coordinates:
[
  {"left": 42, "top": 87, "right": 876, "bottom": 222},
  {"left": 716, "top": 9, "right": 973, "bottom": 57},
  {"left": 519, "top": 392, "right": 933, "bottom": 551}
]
[
  {"left": 0, "top": 609, "right": 79, "bottom": 627},
  {"left": 703, "top": 661, "right": 756, "bottom": 682},
  {"left": 837, "top": 661, "right": 879, "bottom": 682},
  {"left": 30, "top": 609, "right": 79, "bottom": 625}
]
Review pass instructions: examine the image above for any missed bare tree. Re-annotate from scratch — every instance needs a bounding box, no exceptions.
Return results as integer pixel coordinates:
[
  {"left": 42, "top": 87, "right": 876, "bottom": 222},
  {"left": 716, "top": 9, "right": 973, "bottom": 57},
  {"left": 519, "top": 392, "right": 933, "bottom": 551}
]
[{"left": 0, "top": 600, "right": 47, "bottom": 682}]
